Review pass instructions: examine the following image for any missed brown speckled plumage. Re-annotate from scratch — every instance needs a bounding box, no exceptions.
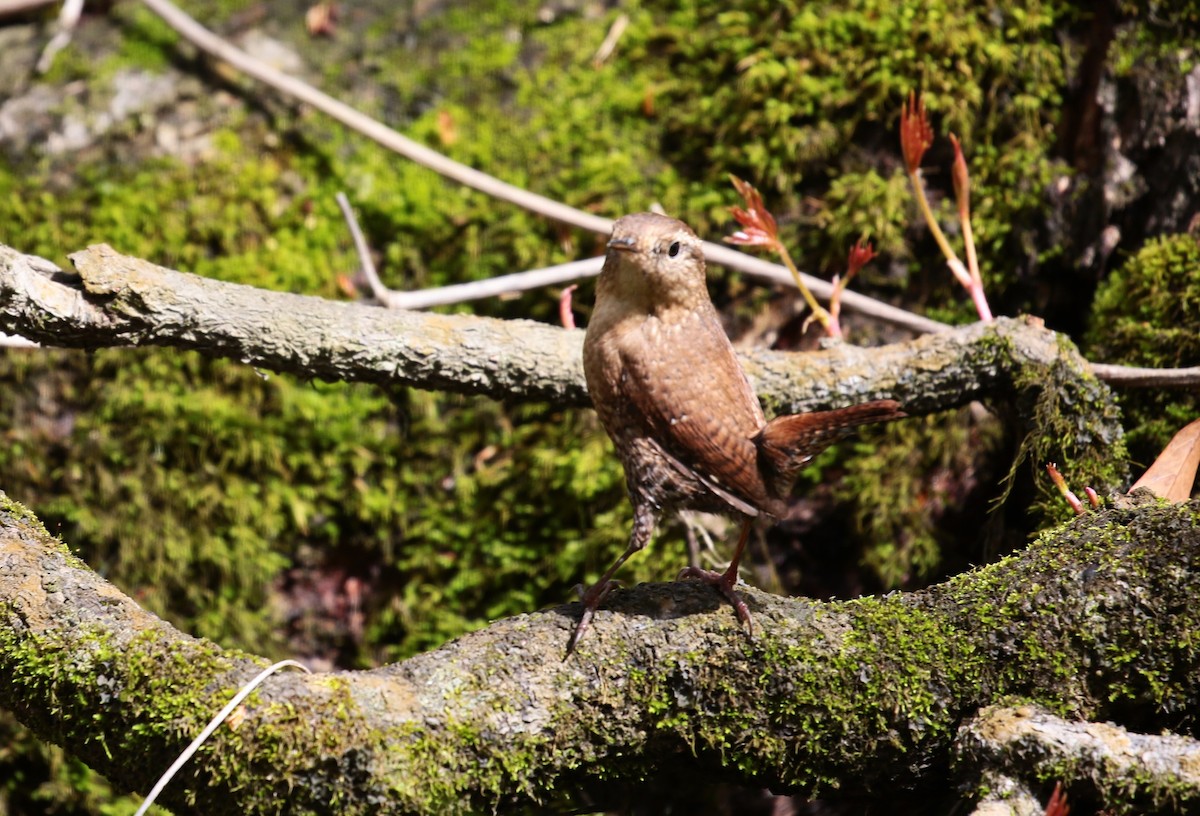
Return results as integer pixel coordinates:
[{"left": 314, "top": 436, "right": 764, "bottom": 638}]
[{"left": 571, "top": 212, "right": 902, "bottom": 652}]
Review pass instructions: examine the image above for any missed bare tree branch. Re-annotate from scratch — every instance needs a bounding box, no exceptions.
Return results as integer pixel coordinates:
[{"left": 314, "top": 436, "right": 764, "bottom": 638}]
[
  {"left": 334, "top": 191, "right": 387, "bottom": 301},
  {"left": 369, "top": 253, "right": 604, "bottom": 311},
  {"left": 0, "top": 242, "right": 587, "bottom": 404},
  {"left": 0, "top": 243, "right": 1122, "bottom": 437},
  {"left": 1087, "top": 362, "right": 1200, "bottom": 388}
]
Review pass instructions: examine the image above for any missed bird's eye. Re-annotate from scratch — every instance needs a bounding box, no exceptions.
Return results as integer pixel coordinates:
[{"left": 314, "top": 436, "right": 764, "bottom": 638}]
[{"left": 667, "top": 241, "right": 681, "bottom": 258}]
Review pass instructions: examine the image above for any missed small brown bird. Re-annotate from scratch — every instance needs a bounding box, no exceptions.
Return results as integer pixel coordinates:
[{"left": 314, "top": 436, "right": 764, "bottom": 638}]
[{"left": 573, "top": 212, "right": 902, "bottom": 652}]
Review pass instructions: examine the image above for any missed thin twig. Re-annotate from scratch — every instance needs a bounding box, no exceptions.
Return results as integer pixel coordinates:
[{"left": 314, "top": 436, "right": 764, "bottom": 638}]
[
  {"left": 132, "top": 660, "right": 311, "bottom": 816},
  {"left": 378, "top": 256, "right": 602, "bottom": 310},
  {"left": 335, "top": 187, "right": 606, "bottom": 309},
  {"left": 316, "top": 221, "right": 940, "bottom": 328},
  {"left": 334, "top": 191, "right": 597, "bottom": 310},
  {"left": 1089, "top": 363, "right": 1200, "bottom": 388},
  {"left": 334, "top": 192, "right": 388, "bottom": 301}
]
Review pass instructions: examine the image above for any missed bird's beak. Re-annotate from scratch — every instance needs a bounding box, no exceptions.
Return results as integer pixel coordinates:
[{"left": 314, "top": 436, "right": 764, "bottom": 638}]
[{"left": 606, "top": 236, "right": 637, "bottom": 252}]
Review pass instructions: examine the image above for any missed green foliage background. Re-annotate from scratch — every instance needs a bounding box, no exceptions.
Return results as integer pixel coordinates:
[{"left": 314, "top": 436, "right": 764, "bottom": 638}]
[
  {"left": 0, "top": 0, "right": 1195, "bottom": 811},
  {"left": 1085, "top": 235, "right": 1200, "bottom": 468}
]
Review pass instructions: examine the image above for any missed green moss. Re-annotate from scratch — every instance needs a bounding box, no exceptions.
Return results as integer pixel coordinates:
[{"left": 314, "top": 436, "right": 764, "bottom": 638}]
[
  {"left": 944, "top": 501, "right": 1200, "bottom": 724},
  {"left": 0, "top": 491, "right": 47, "bottom": 532},
  {"left": 835, "top": 410, "right": 1004, "bottom": 589},
  {"left": 812, "top": 169, "right": 913, "bottom": 264},
  {"left": 1111, "top": 3, "right": 1200, "bottom": 75},
  {"left": 1002, "top": 331, "right": 1128, "bottom": 522},
  {"left": 1084, "top": 234, "right": 1200, "bottom": 469},
  {"left": 632, "top": 0, "right": 1070, "bottom": 311}
]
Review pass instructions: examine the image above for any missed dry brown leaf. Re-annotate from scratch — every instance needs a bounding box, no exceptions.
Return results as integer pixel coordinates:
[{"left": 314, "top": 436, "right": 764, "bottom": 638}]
[{"left": 1129, "top": 417, "right": 1200, "bottom": 502}]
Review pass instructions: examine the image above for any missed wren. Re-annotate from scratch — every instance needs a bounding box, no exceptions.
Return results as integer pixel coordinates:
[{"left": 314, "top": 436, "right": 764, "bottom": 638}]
[{"left": 573, "top": 212, "right": 903, "bottom": 652}]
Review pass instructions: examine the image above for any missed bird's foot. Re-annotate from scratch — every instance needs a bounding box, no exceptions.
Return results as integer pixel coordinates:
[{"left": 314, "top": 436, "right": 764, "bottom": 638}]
[
  {"left": 565, "top": 579, "right": 620, "bottom": 657},
  {"left": 676, "top": 566, "right": 754, "bottom": 637}
]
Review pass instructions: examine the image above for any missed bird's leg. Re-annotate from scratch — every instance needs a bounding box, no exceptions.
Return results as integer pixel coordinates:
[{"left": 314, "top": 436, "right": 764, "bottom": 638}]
[
  {"left": 677, "top": 518, "right": 754, "bottom": 636},
  {"left": 566, "top": 505, "right": 656, "bottom": 656}
]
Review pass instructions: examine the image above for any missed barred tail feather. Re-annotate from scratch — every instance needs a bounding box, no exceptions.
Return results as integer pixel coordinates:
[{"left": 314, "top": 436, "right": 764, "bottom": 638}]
[{"left": 753, "top": 399, "right": 904, "bottom": 497}]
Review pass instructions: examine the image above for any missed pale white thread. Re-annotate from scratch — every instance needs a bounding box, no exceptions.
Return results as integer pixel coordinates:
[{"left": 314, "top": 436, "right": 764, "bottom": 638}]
[{"left": 133, "top": 659, "right": 311, "bottom": 816}]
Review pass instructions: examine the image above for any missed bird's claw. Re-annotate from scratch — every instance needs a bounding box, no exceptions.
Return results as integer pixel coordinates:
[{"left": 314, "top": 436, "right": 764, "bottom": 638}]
[
  {"left": 677, "top": 566, "right": 754, "bottom": 638},
  {"left": 565, "top": 579, "right": 620, "bottom": 657},
  {"left": 565, "top": 605, "right": 595, "bottom": 658}
]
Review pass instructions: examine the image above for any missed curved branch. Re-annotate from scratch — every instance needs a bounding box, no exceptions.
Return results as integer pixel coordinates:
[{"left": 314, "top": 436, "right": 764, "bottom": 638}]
[
  {"left": 3, "top": 493, "right": 1199, "bottom": 813},
  {"left": 0, "top": 243, "right": 589, "bottom": 405},
  {"left": 374, "top": 256, "right": 604, "bottom": 311}
]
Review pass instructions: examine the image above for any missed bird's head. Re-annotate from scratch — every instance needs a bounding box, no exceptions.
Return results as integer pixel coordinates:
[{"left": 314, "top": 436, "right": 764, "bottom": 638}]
[{"left": 597, "top": 213, "right": 710, "bottom": 315}]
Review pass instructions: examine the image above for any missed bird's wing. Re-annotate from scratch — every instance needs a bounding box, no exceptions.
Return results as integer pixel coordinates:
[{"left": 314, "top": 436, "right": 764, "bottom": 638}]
[{"left": 617, "top": 309, "right": 771, "bottom": 513}]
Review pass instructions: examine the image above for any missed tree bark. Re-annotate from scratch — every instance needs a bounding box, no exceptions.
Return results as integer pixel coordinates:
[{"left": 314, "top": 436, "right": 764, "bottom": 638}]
[
  {"left": 2, "top": 492, "right": 1198, "bottom": 814},
  {"left": 956, "top": 705, "right": 1200, "bottom": 814}
]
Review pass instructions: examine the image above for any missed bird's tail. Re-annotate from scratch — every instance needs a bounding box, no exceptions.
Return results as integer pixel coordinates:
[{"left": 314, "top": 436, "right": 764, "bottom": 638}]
[{"left": 753, "top": 399, "right": 905, "bottom": 497}]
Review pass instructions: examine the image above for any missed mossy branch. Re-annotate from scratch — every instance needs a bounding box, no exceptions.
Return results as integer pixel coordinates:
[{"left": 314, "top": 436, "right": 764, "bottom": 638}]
[
  {"left": 2, "top": 493, "right": 1199, "bottom": 813},
  {"left": 956, "top": 705, "right": 1200, "bottom": 813}
]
